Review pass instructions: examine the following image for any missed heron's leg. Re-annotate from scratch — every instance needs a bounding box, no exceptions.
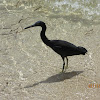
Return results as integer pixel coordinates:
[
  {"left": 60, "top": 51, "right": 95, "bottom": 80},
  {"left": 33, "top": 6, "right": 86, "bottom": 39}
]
[
  {"left": 65, "top": 57, "right": 68, "bottom": 71},
  {"left": 61, "top": 56, "right": 65, "bottom": 72},
  {"left": 66, "top": 57, "right": 68, "bottom": 68}
]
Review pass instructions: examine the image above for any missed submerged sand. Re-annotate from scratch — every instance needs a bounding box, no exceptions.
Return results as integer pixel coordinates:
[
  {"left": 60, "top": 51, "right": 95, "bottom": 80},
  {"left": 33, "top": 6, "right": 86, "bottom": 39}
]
[{"left": 0, "top": 4, "right": 100, "bottom": 100}]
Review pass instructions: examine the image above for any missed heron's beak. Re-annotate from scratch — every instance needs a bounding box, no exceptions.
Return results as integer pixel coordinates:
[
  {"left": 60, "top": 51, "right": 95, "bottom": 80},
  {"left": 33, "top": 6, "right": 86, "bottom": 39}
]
[{"left": 24, "top": 24, "right": 35, "bottom": 29}]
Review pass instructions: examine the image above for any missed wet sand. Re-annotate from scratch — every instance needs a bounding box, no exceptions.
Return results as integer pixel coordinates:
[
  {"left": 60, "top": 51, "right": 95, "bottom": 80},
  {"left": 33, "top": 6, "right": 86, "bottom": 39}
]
[{"left": 0, "top": 5, "right": 100, "bottom": 100}]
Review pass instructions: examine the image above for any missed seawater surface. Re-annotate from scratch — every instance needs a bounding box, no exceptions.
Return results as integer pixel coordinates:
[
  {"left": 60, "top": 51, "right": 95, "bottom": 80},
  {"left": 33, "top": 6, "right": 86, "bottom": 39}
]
[{"left": 1, "top": 0, "right": 100, "bottom": 21}]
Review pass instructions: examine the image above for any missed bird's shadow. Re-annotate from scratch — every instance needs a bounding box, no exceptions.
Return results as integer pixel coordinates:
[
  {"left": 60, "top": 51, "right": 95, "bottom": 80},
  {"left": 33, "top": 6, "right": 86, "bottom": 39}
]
[{"left": 24, "top": 71, "right": 83, "bottom": 88}]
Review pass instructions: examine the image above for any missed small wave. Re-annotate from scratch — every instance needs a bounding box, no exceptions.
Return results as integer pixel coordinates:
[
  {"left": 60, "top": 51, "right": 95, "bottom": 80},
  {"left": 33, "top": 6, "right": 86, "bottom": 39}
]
[
  {"left": 47, "top": 0, "right": 100, "bottom": 19},
  {"left": 2, "top": 0, "right": 100, "bottom": 20}
]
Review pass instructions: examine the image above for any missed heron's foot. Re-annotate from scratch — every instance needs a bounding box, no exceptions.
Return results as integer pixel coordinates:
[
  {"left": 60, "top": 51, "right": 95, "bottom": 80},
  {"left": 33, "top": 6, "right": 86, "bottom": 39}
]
[
  {"left": 61, "top": 64, "right": 68, "bottom": 73},
  {"left": 62, "top": 68, "right": 66, "bottom": 73},
  {"left": 63, "top": 65, "right": 68, "bottom": 72},
  {"left": 62, "top": 69, "right": 64, "bottom": 73},
  {"left": 65, "top": 65, "right": 68, "bottom": 69}
]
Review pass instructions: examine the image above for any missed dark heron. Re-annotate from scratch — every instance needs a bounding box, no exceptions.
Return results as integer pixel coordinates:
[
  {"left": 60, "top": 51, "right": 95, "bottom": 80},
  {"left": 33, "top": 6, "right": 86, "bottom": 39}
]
[{"left": 25, "top": 21, "right": 87, "bottom": 72}]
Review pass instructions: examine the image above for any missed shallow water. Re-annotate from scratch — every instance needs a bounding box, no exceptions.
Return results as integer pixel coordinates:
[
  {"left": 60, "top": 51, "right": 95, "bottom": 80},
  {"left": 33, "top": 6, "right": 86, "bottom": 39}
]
[
  {"left": 0, "top": 0, "right": 100, "bottom": 100},
  {"left": 2, "top": 0, "right": 100, "bottom": 20}
]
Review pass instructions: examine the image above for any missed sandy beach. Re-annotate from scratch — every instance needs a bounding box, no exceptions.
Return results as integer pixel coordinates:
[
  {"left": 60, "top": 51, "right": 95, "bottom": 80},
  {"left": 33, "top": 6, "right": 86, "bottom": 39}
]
[{"left": 0, "top": 1, "right": 100, "bottom": 100}]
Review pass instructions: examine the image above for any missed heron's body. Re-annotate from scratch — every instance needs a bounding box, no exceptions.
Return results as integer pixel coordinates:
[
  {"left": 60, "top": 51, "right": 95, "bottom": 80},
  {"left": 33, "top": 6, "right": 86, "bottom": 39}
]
[
  {"left": 49, "top": 40, "right": 85, "bottom": 56},
  {"left": 25, "top": 21, "right": 87, "bottom": 72}
]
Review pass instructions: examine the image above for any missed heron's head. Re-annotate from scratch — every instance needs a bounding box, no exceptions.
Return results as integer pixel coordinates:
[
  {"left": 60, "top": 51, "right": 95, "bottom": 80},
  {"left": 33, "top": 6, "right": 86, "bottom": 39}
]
[
  {"left": 78, "top": 46, "right": 87, "bottom": 55},
  {"left": 24, "top": 21, "right": 45, "bottom": 29}
]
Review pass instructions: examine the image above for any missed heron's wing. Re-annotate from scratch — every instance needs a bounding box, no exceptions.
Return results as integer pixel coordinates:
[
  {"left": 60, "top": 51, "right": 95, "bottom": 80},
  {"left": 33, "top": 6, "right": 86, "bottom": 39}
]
[
  {"left": 50, "top": 40, "right": 79, "bottom": 55},
  {"left": 50, "top": 40, "right": 77, "bottom": 49}
]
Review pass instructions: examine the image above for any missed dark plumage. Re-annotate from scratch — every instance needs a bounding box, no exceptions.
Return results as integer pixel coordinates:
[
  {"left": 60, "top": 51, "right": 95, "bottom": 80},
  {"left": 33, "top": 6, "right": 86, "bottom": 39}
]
[{"left": 25, "top": 21, "right": 87, "bottom": 72}]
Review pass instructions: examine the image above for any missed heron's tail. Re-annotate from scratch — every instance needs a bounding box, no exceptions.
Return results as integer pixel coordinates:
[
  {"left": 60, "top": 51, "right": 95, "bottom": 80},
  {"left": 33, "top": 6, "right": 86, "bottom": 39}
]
[{"left": 78, "top": 46, "right": 87, "bottom": 55}]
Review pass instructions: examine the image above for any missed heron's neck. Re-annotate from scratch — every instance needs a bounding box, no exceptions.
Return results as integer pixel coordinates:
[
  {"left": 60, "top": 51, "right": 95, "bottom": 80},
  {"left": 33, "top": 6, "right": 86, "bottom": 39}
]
[{"left": 40, "top": 25, "right": 50, "bottom": 46}]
